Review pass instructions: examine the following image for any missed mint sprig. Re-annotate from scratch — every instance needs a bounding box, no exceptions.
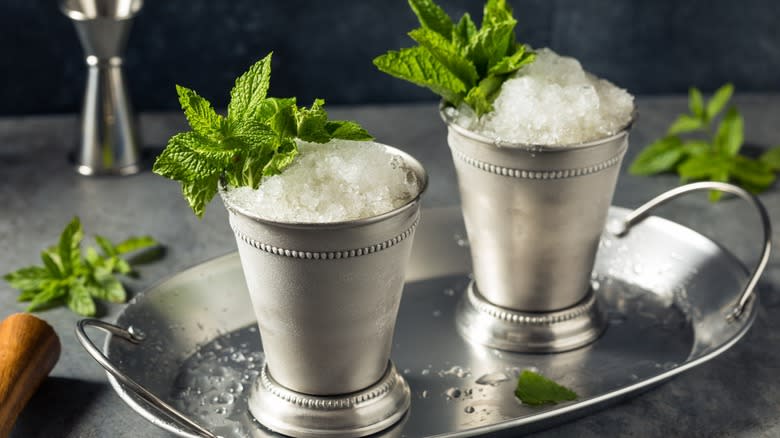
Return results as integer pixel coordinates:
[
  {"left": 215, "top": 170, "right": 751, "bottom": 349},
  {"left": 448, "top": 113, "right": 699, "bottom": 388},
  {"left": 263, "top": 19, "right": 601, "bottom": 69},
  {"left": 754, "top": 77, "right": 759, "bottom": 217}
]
[
  {"left": 153, "top": 53, "right": 373, "bottom": 217},
  {"left": 515, "top": 370, "right": 578, "bottom": 406},
  {"left": 373, "top": 0, "right": 535, "bottom": 116},
  {"left": 3, "top": 217, "right": 162, "bottom": 316},
  {"left": 630, "top": 83, "right": 779, "bottom": 201}
]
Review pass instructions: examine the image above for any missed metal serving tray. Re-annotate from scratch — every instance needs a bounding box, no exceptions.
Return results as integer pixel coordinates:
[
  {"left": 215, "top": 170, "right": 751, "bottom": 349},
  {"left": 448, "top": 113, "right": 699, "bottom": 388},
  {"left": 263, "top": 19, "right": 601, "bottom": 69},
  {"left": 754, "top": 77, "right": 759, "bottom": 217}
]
[{"left": 81, "top": 204, "right": 763, "bottom": 438}]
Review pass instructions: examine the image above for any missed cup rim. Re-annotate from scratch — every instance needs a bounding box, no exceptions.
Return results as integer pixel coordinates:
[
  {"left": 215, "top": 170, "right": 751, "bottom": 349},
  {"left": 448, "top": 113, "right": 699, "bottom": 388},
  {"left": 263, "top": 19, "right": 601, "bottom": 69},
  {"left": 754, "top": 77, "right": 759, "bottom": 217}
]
[
  {"left": 219, "top": 141, "right": 428, "bottom": 229},
  {"left": 438, "top": 101, "right": 637, "bottom": 152}
]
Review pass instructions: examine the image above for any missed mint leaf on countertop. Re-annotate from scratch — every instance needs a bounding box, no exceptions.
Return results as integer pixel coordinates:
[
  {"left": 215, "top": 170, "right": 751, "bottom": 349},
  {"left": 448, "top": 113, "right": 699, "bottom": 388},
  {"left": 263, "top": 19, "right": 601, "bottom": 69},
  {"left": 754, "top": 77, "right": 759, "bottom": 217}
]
[
  {"left": 760, "top": 147, "right": 780, "bottom": 171},
  {"left": 153, "top": 52, "right": 374, "bottom": 217},
  {"left": 515, "top": 370, "right": 578, "bottom": 406},
  {"left": 629, "top": 83, "right": 777, "bottom": 201},
  {"left": 374, "top": 0, "right": 535, "bottom": 116},
  {"left": 3, "top": 217, "right": 163, "bottom": 316}
]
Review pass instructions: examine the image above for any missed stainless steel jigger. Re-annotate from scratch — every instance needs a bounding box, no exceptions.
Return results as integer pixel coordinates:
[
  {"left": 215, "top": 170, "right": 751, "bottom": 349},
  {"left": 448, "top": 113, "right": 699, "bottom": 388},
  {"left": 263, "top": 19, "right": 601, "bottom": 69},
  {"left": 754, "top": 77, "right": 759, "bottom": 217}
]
[
  {"left": 61, "top": 0, "right": 142, "bottom": 176},
  {"left": 441, "top": 105, "right": 635, "bottom": 353}
]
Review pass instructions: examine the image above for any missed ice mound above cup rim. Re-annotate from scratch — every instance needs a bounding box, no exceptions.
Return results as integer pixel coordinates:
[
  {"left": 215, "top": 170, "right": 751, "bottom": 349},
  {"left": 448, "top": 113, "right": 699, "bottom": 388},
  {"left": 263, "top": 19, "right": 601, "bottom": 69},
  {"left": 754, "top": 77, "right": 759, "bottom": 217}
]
[
  {"left": 449, "top": 48, "right": 635, "bottom": 147},
  {"left": 221, "top": 139, "right": 425, "bottom": 224}
]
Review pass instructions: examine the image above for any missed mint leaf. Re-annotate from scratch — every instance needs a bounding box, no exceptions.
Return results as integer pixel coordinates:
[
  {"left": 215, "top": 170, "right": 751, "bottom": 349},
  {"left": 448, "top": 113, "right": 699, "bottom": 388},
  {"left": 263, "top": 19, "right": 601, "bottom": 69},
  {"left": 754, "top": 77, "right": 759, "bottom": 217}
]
[
  {"left": 464, "top": 75, "right": 504, "bottom": 117},
  {"left": 92, "top": 273, "right": 126, "bottom": 303},
  {"left": 295, "top": 99, "right": 332, "bottom": 143},
  {"left": 181, "top": 174, "right": 220, "bottom": 217},
  {"left": 730, "top": 155, "right": 775, "bottom": 192},
  {"left": 228, "top": 53, "right": 272, "bottom": 122},
  {"left": 515, "top": 370, "right": 578, "bottom": 406},
  {"left": 94, "top": 235, "right": 118, "bottom": 257},
  {"left": 253, "top": 97, "right": 297, "bottom": 124},
  {"left": 18, "top": 287, "right": 41, "bottom": 302},
  {"left": 714, "top": 107, "right": 743, "bottom": 157},
  {"left": 409, "top": 27, "right": 478, "bottom": 87},
  {"left": 230, "top": 120, "right": 279, "bottom": 150},
  {"left": 629, "top": 136, "right": 686, "bottom": 175},
  {"left": 689, "top": 88, "right": 704, "bottom": 120},
  {"left": 66, "top": 281, "right": 96, "bottom": 316},
  {"left": 153, "top": 133, "right": 226, "bottom": 182},
  {"left": 706, "top": 83, "right": 734, "bottom": 120},
  {"left": 408, "top": 0, "right": 453, "bottom": 38},
  {"left": 5, "top": 218, "right": 163, "bottom": 316},
  {"left": 708, "top": 164, "right": 730, "bottom": 201},
  {"left": 678, "top": 153, "right": 729, "bottom": 181},
  {"left": 631, "top": 82, "right": 780, "bottom": 201},
  {"left": 263, "top": 139, "right": 299, "bottom": 177},
  {"left": 176, "top": 85, "right": 225, "bottom": 140},
  {"left": 682, "top": 139, "right": 711, "bottom": 156},
  {"left": 325, "top": 121, "right": 373, "bottom": 141},
  {"left": 3, "top": 266, "right": 49, "bottom": 291},
  {"left": 488, "top": 44, "right": 535, "bottom": 76},
  {"left": 760, "top": 147, "right": 780, "bottom": 171},
  {"left": 27, "top": 284, "right": 67, "bottom": 312},
  {"left": 466, "top": 18, "right": 517, "bottom": 75},
  {"left": 483, "top": 0, "right": 515, "bottom": 27},
  {"left": 155, "top": 54, "right": 373, "bottom": 216},
  {"left": 270, "top": 100, "right": 298, "bottom": 140},
  {"left": 40, "top": 251, "right": 63, "bottom": 278},
  {"left": 376, "top": 0, "right": 534, "bottom": 115},
  {"left": 57, "top": 217, "right": 83, "bottom": 275},
  {"left": 115, "top": 236, "right": 158, "bottom": 255},
  {"left": 667, "top": 114, "right": 704, "bottom": 135},
  {"left": 453, "top": 13, "right": 477, "bottom": 47},
  {"left": 374, "top": 47, "right": 467, "bottom": 105}
]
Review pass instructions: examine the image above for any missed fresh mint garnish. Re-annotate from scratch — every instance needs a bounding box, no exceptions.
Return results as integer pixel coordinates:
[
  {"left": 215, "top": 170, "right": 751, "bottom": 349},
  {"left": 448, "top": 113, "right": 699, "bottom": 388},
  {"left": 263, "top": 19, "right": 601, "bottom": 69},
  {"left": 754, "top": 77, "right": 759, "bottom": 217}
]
[
  {"left": 629, "top": 83, "right": 778, "bottom": 201},
  {"left": 3, "top": 217, "right": 162, "bottom": 316},
  {"left": 515, "top": 370, "right": 578, "bottom": 406},
  {"left": 153, "top": 53, "right": 373, "bottom": 217},
  {"left": 373, "top": 0, "right": 535, "bottom": 116}
]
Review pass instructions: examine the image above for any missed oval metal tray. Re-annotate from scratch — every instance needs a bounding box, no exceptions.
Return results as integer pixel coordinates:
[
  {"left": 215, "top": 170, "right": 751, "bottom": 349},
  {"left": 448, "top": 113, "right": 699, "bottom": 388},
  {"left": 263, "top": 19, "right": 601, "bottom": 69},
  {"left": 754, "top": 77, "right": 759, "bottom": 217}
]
[{"left": 99, "top": 206, "right": 756, "bottom": 438}]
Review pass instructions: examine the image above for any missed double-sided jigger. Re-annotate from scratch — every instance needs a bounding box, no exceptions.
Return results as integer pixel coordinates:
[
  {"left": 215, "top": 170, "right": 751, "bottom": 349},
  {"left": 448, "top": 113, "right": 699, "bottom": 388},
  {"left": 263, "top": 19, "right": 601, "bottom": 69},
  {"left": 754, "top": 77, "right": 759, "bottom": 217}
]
[
  {"left": 221, "top": 145, "right": 427, "bottom": 438},
  {"left": 61, "top": 0, "right": 142, "bottom": 176},
  {"left": 442, "top": 106, "right": 634, "bottom": 352}
]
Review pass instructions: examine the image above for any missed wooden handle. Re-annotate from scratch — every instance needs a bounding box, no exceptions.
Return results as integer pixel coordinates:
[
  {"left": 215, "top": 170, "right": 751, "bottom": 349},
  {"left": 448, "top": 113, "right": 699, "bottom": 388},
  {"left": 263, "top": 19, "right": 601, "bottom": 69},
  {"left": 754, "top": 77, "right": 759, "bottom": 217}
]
[{"left": 0, "top": 313, "right": 61, "bottom": 438}]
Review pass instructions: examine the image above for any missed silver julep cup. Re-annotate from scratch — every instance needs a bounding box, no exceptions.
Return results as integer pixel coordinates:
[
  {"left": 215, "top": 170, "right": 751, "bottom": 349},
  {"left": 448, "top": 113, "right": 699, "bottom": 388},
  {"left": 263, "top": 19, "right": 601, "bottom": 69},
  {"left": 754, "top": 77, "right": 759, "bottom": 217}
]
[
  {"left": 442, "top": 106, "right": 633, "bottom": 352},
  {"left": 221, "top": 144, "right": 426, "bottom": 438}
]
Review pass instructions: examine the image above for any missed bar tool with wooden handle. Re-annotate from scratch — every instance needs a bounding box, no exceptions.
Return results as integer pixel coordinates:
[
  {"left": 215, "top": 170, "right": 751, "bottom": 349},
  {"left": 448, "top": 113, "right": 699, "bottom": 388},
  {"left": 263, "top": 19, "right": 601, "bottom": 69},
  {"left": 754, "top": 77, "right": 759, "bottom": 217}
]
[{"left": 0, "top": 314, "right": 61, "bottom": 438}]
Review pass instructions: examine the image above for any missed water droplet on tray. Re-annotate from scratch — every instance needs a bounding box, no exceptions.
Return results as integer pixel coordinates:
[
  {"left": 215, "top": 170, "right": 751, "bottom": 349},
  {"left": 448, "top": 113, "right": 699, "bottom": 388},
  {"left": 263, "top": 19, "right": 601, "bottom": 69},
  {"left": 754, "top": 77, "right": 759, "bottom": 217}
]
[
  {"left": 445, "top": 387, "right": 461, "bottom": 399},
  {"left": 439, "top": 365, "right": 471, "bottom": 378},
  {"left": 453, "top": 234, "right": 470, "bottom": 247},
  {"left": 475, "top": 371, "right": 510, "bottom": 386}
]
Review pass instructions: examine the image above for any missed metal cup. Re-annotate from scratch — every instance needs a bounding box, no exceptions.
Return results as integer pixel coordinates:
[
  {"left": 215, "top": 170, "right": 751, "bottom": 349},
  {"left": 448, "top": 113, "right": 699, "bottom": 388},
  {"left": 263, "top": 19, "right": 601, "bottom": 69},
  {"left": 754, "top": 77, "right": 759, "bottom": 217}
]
[
  {"left": 221, "top": 144, "right": 426, "bottom": 438},
  {"left": 61, "top": 0, "right": 142, "bottom": 176},
  {"left": 442, "top": 106, "right": 633, "bottom": 352}
]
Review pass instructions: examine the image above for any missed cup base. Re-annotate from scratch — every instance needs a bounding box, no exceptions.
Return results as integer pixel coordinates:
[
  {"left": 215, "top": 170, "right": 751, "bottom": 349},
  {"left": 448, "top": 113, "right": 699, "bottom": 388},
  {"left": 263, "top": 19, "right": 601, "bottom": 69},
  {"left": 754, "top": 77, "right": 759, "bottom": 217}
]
[
  {"left": 455, "top": 281, "right": 607, "bottom": 353},
  {"left": 248, "top": 361, "right": 410, "bottom": 438},
  {"left": 75, "top": 163, "right": 141, "bottom": 176}
]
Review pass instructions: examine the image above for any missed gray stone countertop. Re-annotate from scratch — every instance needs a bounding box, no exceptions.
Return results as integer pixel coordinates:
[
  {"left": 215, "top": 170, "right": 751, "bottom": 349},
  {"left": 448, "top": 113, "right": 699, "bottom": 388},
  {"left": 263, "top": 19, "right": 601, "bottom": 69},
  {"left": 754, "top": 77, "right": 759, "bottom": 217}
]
[{"left": 1, "top": 96, "right": 779, "bottom": 437}]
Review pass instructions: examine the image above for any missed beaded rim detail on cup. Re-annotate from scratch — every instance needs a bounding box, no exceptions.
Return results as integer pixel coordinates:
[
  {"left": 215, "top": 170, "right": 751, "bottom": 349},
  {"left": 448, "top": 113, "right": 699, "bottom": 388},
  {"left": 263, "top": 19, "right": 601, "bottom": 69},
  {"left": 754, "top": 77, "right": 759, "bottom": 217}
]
[
  {"left": 467, "top": 283, "right": 597, "bottom": 325},
  {"left": 230, "top": 218, "right": 419, "bottom": 260},
  {"left": 451, "top": 144, "right": 627, "bottom": 180},
  {"left": 259, "top": 363, "right": 398, "bottom": 410}
]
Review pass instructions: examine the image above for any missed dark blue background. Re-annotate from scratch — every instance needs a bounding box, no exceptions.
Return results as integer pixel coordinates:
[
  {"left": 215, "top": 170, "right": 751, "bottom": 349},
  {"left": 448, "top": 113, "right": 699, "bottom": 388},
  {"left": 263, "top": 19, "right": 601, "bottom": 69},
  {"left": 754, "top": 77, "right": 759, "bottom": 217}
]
[{"left": 2, "top": 0, "right": 778, "bottom": 115}]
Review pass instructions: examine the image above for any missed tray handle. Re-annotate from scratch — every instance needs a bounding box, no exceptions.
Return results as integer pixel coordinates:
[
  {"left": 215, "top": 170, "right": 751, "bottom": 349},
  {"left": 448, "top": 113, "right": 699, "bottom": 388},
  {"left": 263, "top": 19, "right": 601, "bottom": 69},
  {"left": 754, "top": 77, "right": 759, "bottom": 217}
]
[
  {"left": 75, "top": 319, "right": 219, "bottom": 438},
  {"left": 612, "top": 181, "right": 772, "bottom": 321}
]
